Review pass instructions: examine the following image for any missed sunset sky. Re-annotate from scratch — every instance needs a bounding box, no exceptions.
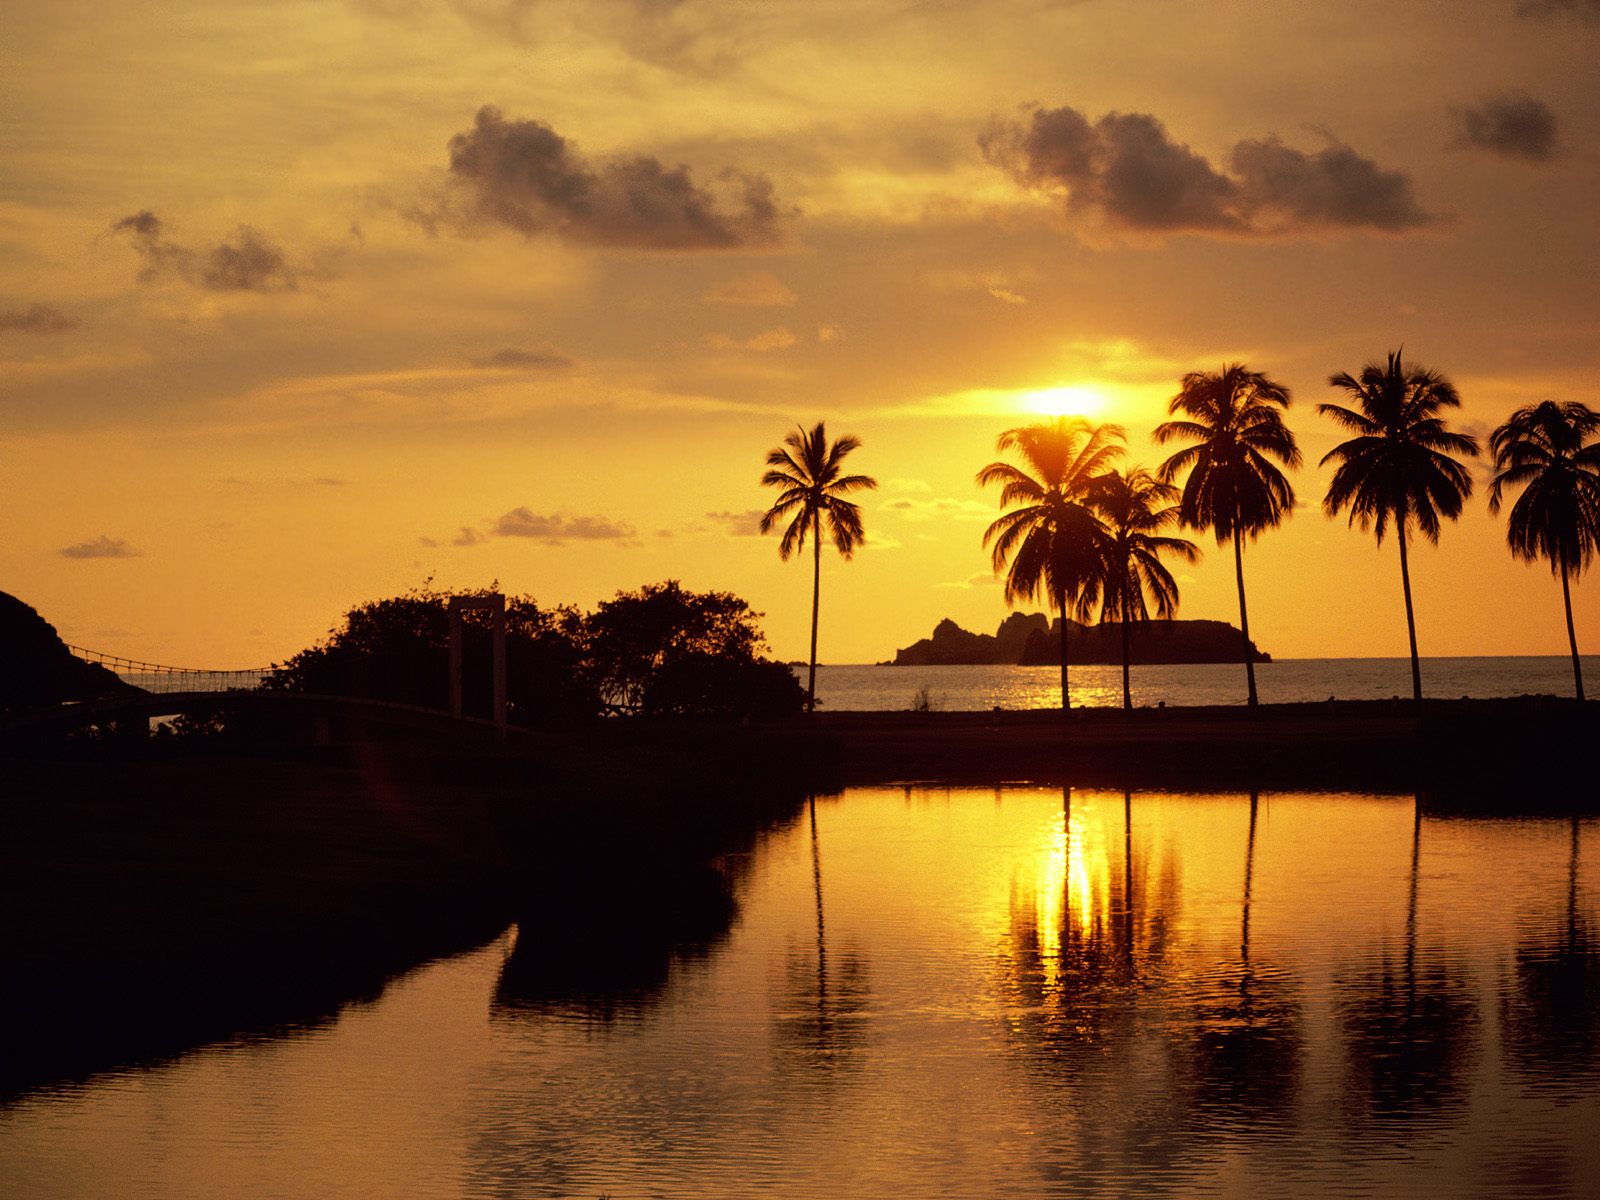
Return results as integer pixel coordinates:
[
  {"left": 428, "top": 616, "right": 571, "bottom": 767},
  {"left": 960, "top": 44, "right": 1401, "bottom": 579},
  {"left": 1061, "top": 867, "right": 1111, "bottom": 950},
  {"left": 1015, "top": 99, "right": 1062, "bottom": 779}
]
[{"left": 3, "top": 0, "right": 1597, "bottom": 667}]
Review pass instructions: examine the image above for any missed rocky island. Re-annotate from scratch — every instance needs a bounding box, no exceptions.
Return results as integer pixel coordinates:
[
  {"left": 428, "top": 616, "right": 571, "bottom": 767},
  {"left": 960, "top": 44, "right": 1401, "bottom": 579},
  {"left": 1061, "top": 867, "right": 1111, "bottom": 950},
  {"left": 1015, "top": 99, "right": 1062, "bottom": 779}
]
[{"left": 886, "top": 612, "right": 1270, "bottom": 666}]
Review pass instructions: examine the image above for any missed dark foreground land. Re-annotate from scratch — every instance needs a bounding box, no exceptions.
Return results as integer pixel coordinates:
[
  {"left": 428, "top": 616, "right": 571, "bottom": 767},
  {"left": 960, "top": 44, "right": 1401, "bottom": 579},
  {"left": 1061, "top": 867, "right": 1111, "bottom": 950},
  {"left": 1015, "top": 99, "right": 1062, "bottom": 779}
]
[{"left": 3, "top": 697, "right": 1594, "bottom": 1098}]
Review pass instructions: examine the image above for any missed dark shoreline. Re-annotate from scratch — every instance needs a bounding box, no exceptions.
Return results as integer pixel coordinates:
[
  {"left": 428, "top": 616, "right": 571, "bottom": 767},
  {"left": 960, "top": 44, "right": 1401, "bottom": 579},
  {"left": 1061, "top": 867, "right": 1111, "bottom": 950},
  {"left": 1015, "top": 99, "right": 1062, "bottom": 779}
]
[{"left": 807, "top": 696, "right": 1599, "bottom": 798}]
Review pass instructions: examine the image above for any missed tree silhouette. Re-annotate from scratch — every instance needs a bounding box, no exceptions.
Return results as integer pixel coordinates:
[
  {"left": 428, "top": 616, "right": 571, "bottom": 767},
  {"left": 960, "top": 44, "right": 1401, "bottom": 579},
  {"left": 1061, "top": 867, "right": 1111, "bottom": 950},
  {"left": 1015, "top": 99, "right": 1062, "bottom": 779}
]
[
  {"left": 1322, "top": 351, "right": 1479, "bottom": 704},
  {"left": 1488, "top": 400, "right": 1600, "bottom": 700},
  {"left": 1087, "top": 467, "right": 1201, "bottom": 709},
  {"left": 978, "top": 418, "right": 1125, "bottom": 710},
  {"left": 1155, "top": 365, "right": 1299, "bottom": 707},
  {"left": 760, "top": 422, "right": 876, "bottom": 713}
]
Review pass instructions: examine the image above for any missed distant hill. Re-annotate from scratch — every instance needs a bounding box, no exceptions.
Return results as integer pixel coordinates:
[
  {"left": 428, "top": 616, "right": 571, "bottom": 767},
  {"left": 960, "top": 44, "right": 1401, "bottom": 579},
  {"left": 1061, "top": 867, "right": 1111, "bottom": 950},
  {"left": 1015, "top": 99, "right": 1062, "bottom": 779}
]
[
  {"left": 887, "top": 612, "right": 1269, "bottom": 666},
  {"left": 0, "top": 591, "right": 137, "bottom": 710}
]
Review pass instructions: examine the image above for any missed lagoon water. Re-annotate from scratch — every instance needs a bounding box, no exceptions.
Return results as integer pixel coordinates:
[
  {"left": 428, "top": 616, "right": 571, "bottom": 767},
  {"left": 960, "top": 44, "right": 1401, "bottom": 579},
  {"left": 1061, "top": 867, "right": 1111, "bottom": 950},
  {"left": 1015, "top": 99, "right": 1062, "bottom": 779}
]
[
  {"left": 810, "top": 656, "right": 1600, "bottom": 711},
  {"left": 3, "top": 788, "right": 1596, "bottom": 1199}
]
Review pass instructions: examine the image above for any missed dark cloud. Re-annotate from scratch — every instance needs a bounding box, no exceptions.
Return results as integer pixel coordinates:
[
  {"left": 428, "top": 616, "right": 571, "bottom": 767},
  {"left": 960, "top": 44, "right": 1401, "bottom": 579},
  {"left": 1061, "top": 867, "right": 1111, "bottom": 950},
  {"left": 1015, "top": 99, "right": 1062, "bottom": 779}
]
[
  {"left": 1515, "top": 0, "right": 1600, "bottom": 20},
  {"left": 59, "top": 535, "right": 140, "bottom": 559},
  {"left": 1453, "top": 92, "right": 1560, "bottom": 161},
  {"left": 109, "top": 211, "right": 299, "bottom": 292},
  {"left": 1228, "top": 137, "right": 1436, "bottom": 232},
  {"left": 422, "top": 106, "right": 788, "bottom": 250},
  {"left": 491, "top": 508, "right": 637, "bottom": 541},
  {"left": 0, "top": 303, "right": 78, "bottom": 334},
  {"left": 981, "top": 105, "right": 1437, "bottom": 238},
  {"left": 472, "top": 347, "right": 574, "bottom": 370},
  {"left": 704, "top": 509, "right": 766, "bottom": 536}
]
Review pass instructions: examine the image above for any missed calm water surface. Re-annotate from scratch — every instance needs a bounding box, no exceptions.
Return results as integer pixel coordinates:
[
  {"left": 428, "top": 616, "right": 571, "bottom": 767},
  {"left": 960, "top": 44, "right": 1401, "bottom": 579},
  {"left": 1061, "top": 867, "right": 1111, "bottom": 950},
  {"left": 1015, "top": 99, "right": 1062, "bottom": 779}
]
[
  {"left": 811, "top": 657, "right": 1600, "bottom": 710},
  {"left": 3, "top": 789, "right": 1597, "bottom": 1199}
]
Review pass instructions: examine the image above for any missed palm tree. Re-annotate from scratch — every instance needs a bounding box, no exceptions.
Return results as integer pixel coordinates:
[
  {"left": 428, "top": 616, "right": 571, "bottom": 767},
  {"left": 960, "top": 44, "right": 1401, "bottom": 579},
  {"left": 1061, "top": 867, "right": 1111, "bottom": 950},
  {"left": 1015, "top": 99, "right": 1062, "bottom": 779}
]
[
  {"left": 1488, "top": 400, "right": 1600, "bottom": 700},
  {"left": 978, "top": 418, "right": 1125, "bottom": 710},
  {"left": 1154, "top": 365, "right": 1300, "bottom": 707},
  {"left": 1322, "top": 351, "right": 1479, "bottom": 704},
  {"left": 760, "top": 422, "right": 876, "bottom": 713},
  {"left": 1087, "top": 467, "right": 1201, "bottom": 709}
]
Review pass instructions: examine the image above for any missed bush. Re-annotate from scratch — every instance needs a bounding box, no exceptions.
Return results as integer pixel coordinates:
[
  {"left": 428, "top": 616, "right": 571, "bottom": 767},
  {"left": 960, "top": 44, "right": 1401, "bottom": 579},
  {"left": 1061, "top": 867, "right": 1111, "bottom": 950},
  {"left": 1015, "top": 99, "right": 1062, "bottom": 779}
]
[{"left": 265, "top": 580, "right": 804, "bottom": 723}]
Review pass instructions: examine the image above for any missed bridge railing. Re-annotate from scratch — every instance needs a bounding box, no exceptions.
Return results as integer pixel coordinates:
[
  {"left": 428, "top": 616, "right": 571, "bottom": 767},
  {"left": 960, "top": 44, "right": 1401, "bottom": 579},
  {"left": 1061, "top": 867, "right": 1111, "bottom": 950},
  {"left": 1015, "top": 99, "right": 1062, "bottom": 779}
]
[{"left": 67, "top": 646, "right": 270, "bottom": 696}]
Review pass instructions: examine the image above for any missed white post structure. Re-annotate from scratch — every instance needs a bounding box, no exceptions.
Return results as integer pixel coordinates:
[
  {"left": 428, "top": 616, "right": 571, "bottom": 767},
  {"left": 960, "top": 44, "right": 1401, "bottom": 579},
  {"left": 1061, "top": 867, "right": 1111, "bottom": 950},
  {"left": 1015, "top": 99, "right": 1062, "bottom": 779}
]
[{"left": 447, "top": 594, "right": 508, "bottom": 735}]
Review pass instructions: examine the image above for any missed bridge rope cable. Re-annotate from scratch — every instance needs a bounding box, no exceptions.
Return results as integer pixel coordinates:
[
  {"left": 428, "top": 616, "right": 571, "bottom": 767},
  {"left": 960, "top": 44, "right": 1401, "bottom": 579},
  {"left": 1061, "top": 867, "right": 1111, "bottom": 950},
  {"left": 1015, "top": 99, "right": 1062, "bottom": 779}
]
[{"left": 67, "top": 645, "right": 273, "bottom": 695}]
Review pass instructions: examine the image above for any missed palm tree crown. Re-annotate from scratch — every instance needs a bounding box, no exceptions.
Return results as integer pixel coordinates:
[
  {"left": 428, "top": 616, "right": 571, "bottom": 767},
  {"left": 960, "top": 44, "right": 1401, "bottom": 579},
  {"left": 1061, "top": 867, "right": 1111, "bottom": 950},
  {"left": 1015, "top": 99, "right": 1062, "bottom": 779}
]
[
  {"left": 1488, "top": 401, "right": 1600, "bottom": 574},
  {"left": 760, "top": 421, "right": 876, "bottom": 712},
  {"left": 1154, "top": 364, "right": 1300, "bottom": 542},
  {"left": 1321, "top": 350, "right": 1479, "bottom": 703},
  {"left": 1154, "top": 363, "right": 1299, "bottom": 706},
  {"left": 1487, "top": 399, "right": 1600, "bottom": 700},
  {"left": 977, "top": 417, "right": 1124, "bottom": 710},
  {"left": 1087, "top": 467, "right": 1201, "bottom": 709},
  {"left": 1321, "top": 352, "right": 1479, "bottom": 544}
]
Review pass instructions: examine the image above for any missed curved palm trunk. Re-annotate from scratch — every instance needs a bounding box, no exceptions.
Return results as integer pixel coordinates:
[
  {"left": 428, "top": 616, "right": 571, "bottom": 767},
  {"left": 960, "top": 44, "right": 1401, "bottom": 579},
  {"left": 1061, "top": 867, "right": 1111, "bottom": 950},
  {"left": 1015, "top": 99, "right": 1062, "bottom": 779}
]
[
  {"left": 1561, "top": 562, "right": 1584, "bottom": 701},
  {"left": 1056, "top": 587, "right": 1071, "bottom": 712},
  {"left": 1232, "top": 528, "right": 1259, "bottom": 708},
  {"left": 1396, "top": 519, "right": 1423, "bottom": 704},
  {"left": 807, "top": 510, "right": 821, "bottom": 714}
]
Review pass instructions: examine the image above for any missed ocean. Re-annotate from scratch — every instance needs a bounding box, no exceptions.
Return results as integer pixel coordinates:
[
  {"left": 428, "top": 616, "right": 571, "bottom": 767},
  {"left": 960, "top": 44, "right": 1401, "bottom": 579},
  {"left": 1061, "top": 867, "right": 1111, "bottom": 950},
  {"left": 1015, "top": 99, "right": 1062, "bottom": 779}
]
[{"left": 804, "top": 656, "right": 1598, "bottom": 711}]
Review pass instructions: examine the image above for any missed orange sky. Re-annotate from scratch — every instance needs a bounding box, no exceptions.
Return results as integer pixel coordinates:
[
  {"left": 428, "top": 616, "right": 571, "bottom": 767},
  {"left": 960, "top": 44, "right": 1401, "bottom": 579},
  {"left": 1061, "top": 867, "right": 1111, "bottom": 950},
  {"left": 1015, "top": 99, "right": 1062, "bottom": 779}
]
[{"left": 2, "top": 0, "right": 1597, "bottom": 666}]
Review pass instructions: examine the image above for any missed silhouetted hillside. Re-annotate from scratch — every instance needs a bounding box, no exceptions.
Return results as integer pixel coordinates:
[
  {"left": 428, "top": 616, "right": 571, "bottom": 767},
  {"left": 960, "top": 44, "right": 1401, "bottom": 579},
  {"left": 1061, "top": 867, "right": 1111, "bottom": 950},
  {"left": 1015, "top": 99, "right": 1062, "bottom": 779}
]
[
  {"left": 0, "top": 591, "right": 134, "bottom": 710},
  {"left": 888, "top": 613, "right": 1269, "bottom": 666}
]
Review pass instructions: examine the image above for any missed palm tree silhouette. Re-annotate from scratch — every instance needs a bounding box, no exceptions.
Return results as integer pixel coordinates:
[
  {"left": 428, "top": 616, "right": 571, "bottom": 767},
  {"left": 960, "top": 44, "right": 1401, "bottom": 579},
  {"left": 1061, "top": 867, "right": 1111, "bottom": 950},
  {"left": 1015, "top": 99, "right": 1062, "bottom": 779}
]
[
  {"left": 1154, "top": 365, "right": 1299, "bottom": 707},
  {"left": 1322, "top": 351, "right": 1479, "bottom": 704},
  {"left": 1087, "top": 467, "right": 1201, "bottom": 710},
  {"left": 977, "top": 418, "right": 1125, "bottom": 710},
  {"left": 1488, "top": 400, "right": 1600, "bottom": 700},
  {"left": 760, "top": 422, "right": 876, "bottom": 713}
]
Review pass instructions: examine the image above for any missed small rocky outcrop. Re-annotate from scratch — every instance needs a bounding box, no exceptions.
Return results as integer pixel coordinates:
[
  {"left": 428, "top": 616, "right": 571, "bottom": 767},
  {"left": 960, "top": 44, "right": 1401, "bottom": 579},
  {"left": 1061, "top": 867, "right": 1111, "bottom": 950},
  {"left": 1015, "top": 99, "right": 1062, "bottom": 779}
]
[
  {"left": 0, "top": 591, "right": 137, "bottom": 710},
  {"left": 889, "top": 612, "right": 1270, "bottom": 666}
]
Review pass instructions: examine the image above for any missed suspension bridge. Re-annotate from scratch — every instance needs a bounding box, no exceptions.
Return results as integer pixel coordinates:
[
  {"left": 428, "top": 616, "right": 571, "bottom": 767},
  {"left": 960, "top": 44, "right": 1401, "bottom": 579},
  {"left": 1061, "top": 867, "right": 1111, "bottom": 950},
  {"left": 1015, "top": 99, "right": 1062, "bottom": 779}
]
[{"left": 65, "top": 645, "right": 269, "bottom": 695}]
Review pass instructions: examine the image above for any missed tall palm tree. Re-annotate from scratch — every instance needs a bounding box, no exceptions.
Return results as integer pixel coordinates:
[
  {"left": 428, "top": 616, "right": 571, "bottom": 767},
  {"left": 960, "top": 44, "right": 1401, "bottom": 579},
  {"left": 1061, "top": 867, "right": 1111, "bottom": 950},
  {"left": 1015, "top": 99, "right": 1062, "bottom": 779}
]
[
  {"left": 1488, "top": 400, "right": 1600, "bottom": 700},
  {"left": 1322, "top": 351, "right": 1479, "bottom": 704},
  {"left": 1154, "top": 364, "right": 1299, "bottom": 707},
  {"left": 760, "top": 422, "right": 876, "bottom": 713},
  {"left": 1087, "top": 467, "right": 1201, "bottom": 710},
  {"left": 978, "top": 418, "right": 1125, "bottom": 710}
]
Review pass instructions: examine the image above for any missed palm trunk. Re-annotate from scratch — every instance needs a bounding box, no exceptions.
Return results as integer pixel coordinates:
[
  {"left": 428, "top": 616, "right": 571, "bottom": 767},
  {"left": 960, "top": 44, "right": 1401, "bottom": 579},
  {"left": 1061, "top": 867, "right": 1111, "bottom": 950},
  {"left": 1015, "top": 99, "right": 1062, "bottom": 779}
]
[
  {"left": 1561, "top": 561, "right": 1584, "bottom": 701},
  {"left": 1057, "top": 587, "right": 1071, "bottom": 712},
  {"left": 1232, "top": 527, "right": 1258, "bottom": 707},
  {"left": 1397, "top": 518, "right": 1422, "bottom": 704},
  {"left": 1120, "top": 577, "right": 1132, "bottom": 711},
  {"left": 807, "top": 511, "right": 821, "bottom": 713}
]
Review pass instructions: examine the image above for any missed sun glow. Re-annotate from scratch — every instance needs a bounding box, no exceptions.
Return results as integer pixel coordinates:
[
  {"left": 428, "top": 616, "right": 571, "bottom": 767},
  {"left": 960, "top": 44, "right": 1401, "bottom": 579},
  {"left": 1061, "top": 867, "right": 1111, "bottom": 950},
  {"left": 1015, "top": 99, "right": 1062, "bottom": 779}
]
[{"left": 1019, "top": 385, "right": 1109, "bottom": 419}]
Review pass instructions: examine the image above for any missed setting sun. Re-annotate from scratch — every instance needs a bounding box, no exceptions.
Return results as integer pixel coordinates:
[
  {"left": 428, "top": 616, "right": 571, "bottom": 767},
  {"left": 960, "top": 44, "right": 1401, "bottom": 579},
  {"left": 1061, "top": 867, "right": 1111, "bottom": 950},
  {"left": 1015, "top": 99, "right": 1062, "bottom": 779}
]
[{"left": 1019, "top": 385, "right": 1109, "bottom": 419}]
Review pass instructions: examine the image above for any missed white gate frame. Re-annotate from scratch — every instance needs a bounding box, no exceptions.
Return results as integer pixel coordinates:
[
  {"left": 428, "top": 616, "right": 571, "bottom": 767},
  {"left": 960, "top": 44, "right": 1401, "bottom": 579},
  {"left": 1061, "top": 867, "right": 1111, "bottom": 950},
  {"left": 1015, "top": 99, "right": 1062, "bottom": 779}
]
[{"left": 447, "top": 594, "right": 507, "bottom": 734}]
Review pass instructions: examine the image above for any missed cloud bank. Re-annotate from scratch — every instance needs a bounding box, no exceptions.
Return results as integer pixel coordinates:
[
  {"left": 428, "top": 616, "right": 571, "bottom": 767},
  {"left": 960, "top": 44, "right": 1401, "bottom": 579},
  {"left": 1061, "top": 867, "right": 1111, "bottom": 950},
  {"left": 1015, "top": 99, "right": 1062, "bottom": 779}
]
[
  {"left": 981, "top": 105, "right": 1438, "bottom": 238},
  {"left": 110, "top": 211, "right": 299, "bottom": 291},
  {"left": 1454, "top": 92, "right": 1559, "bottom": 161},
  {"left": 420, "top": 106, "right": 789, "bottom": 250},
  {"left": 471, "top": 347, "right": 574, "bottom": 370},
  {"left": 60, "top": 535, "right": 140, "bottom": 559},
  {"left": 0, "top": 304, "right": 78, "bottom": 334}
]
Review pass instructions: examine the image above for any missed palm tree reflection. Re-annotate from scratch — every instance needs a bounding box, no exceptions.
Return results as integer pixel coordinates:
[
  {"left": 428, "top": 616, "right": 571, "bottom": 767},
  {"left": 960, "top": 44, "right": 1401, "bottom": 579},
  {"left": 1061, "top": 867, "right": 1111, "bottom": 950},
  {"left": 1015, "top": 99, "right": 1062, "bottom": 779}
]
[
  {"left": 772, "top": 796, "right": 870, "bottom": 1074},
  {"left": 1501, "top": 815, "right": 1599, "bottom": 1093},
  {"left": 1184, "top": 793, "right": 1302, "bottom": 1124},
  {"left": 1336, "top": 802, "right": 1479, "bottom": 1123},
  {"left": 998, "top": 789, "right": 1176, "bottom": 1065}
]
